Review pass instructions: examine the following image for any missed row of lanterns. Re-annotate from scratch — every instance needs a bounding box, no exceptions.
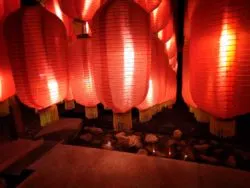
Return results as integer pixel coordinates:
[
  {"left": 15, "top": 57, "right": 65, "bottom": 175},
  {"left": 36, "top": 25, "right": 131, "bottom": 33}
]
[
  {"left": 182, "top": 0, "right": 250, "bottom": 137},
  {"left": 0, "top": 0, "right": 177, "bottom": 130}
]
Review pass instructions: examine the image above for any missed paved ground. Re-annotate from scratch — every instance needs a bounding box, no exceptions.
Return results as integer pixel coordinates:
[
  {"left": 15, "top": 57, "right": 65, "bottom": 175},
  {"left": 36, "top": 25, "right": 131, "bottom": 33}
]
[{"left": 19, "top": 144, "right": 250, "bottom": 188}]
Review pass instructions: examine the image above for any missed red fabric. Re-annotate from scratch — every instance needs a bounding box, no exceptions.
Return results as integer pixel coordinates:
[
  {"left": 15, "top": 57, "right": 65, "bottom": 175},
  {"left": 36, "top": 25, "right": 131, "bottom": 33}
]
[
  {"left": 59, "top": 0, "right": 106, "bottom": 21},
  {"left": 92, "top": 0, "right": 151, "bottom": 113},
  {"left": 134, "top": 0, "right": 161, "bottom": 12},
  {"left": 69, "top": 38, "right": 99, "bottom": 107},
  {"left": 45, "top": 0, "right": 75, "bottom": 43},
  {"left": 150, "top": 0, "right": 171, "bottom": 33},
  {"left": 0, "top": 0, "right": 19, "bottom": 102},
  {"left": 190, "top": 0, "right": 250, "bottom": 118},
  {"left": 4, "top": 5, "right": 68, "bottom": 109},
  {"left": 157, "top": 18, "right": 173, "bottom": 42}
]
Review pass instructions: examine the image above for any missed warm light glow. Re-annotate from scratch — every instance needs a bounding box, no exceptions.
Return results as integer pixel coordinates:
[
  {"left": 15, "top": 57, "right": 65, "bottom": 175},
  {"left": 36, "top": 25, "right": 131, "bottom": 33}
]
[
  {"left": 81, "top": 0, "right": 92, "bottom": 19},
  {"left": 53, "top": 0, "right": 63, "bottom": 21},
  {"left": 0, "top": 76, "right": 2, "bottom": 99},
  {"left": 157, "top": 30, "right": 163, "bottom": 40},
  {"left": 86, "top": 21, "right": 90, "bottom": 34},
  {"left": 123, "top": 22, "right": 135, "bottom": 101},
  {"left": 146, "top": 78, "right": 153, "bottom": 105},
  {"left": 47, "top": 79, "right": 59, "bottom": 103},
  {"left": 165, "top": 35, "right": 175, "bottom": 52},
  {"left": 219, "top": 24, "right": 236, "bottom": 68},
  {"left": 83, "top": 66, "right": 95, "bottom": 94},
  {"left": 152, "top": 7, "right": 158, "bottom": 24}
]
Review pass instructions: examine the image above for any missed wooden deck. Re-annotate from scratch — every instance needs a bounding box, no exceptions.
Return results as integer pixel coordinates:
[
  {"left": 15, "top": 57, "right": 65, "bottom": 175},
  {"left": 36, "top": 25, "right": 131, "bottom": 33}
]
[{"left": 19, "top": 144, "right": 250, "bottom": 188}]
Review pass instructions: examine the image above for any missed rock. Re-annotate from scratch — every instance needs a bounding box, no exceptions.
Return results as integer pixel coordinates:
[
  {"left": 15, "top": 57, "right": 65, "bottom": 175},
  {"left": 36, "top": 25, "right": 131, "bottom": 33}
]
[
  {"left": 134, "top": 132, "right": 143, "bottom": 137},
  {"left": 128, "top": 135, "right": 142, "bottom": 148},
  {"left": 88, "top": 127, "right": 103, "bottom": 135},
  {"left": 117, "top": 136, "right": 129, "bottom": 147},
  {"left": 200, "top": 155, "right": 219, "bottom": 164},
  {"left": 199, "top": 139, "right": 206, "bottom": 144},
  {"left": 184, "top": 147, "right": 195, "bottom": 161},
  {"left": 145, "top": 145, "right": 155, "bottom": 153},
  {"left": 179, "top": 140, "right": 186, "bottom": 146},
  {"left": 155, "top": 151, "right": 166, "bottom": 157},
  {"left": 145, "top": 134, "right": 159, "bottom": 143},
  {"left": 137, "top": 149, "right": 148, "bottom": 155},
  {"left": 115, "top": 132, "right": 126, "bottom": 139},
  {"left": 194, "top": 144, "right": 210, "bottom": 151},
  {"left": 102, "top": 142, "right": 113, "bottom": 150},
  {"left": 80, "top": 133, "right": 93, "bottom": 142},
  {"left": 92, "top": 139, "right": 102, "bottom": 145},
  {"left": 226, "top": 155, "right": 237, "bottom": 168},
  {"left": 211, "top": 140, "right": 219, "bottom": 146},
  {"left": 213, "top": 149, "right": 224, "bottom": 155},
  {"left": 173, "top": 129, "right": 183, "bottom": 140},
  {"left": 167, "top": 139, "right": 176, "bottom": 147}
]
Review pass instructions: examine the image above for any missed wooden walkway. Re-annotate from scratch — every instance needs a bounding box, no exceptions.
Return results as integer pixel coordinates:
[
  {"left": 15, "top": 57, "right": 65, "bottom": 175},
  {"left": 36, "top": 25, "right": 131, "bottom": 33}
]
[{"left": 20, "top": 144, "right": 250, "bottom": 188}]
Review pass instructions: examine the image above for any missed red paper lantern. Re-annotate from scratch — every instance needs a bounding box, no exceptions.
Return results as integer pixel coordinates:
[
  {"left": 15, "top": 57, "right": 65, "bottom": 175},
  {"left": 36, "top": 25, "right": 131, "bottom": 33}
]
[
  {"left": 59, "top": 0, "right": 106, "bottom": 21},
  {"left": 69, "top": 38, "right": 99, "bottom": 112},
  {"left": 92, "top": 0, "right": 151, "bottom": 129},
  {"left": 44, "top": 0, "right": 75, "bottom": 42},
  {"left": 182, "top": 0, "right": 198, "bottom": 108},
  {"left": 163, "top": 64, "right": 176, "bottom": 104},
  {"left": 0, "top": 0, "right": 19, "bottom": 102},
  {"left": 137, "top": 36, "right": 162, "bottom": 111},
  {"left": 190, "top": 0, "right": 250, "bottom": 118},
  {"left": 150, "top": 0, "right": 171, "bottom": 33},
  {"left": 4, "top": 5, "right": 68, "bottom": 109},
  {"left": 134, "top": 0, "right": 161, "bottom": 12},
  {"left": 157, "top": 18, "right": 173, "bottom": 42}
]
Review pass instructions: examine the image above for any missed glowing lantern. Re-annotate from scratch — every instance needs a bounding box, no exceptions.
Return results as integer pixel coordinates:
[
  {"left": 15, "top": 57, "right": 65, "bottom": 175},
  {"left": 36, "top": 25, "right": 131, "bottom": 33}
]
[
  {"left": 137, "top": 36, "right": 163, "bottom": 122},
  {"left": 163, "top": 64, "right": 176, "bottom": 107},
  {"left": 92, "top": 0, "right": 151, "bottom": 130},
  {"left": 4, "top": 4, "right": 68, "bottom": 121},
  {"left": 44, "top": 0, "right": 75, "bottom": 42},
  {"left": 157, "top": 18, "right": 174, "bottom": 42},
  {"left": 190, "top": 0, "right": 250, "bottom": 136},
  {"left": 182, "top": 0, "right": 198, "bottom": 110},
  {"left": 150, "top": 0, "right": 171, "bottom": 33},
  {"left": 59, "top": 0, "right": 106, "bottom": 21},
  {"left": 0, "top": 0, "right": 19, "bottom": 116},
  {"left": 134, "top": 0, "right": 161, "bottom": 12},
  {"left": 69, "top": 38, "right": 99, "bottom": 119}
]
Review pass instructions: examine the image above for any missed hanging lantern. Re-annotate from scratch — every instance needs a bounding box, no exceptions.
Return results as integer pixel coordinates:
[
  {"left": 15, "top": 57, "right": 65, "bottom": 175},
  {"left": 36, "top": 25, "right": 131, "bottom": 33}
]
[
  {"left": 182, "top": 0, "right": 198, "bottom": 111},
  {"left": 150, "top": 0, "right": 171, "bottom": 33},
  {"left": 157, "top": 18, "right": 174, "bottom": 42},
  {"left": 92, "top": 0, "right": 151, "bottom": 130},
  {"left": 162, "top": 64, "right": 177, "bottom": 108},
  {"left": 59, "top": 0, "right": 106, "bottom": 21},
  {"left": 69, "top": 37, "right": 99, "bottom": 119},
  {"left": 190, "top": 0, "right": 250, "bottom": 136},
  {"left": 4, "top": 4, "right": 68, "bottom": 125},
  {"left": 182, "top": 41, "right": 197, "bottom": 109},
  {"left": 134, "top": 0, "right": 161, "bottom": 12},
  {"left": 137, "top": 36, "right": 162, "bottom": 122},
  {"left": 44, "top": 0, "right": 75, "bottom": 42},
  {"left": 0, "top": 0, "right": 19, "bottom": 116}
]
